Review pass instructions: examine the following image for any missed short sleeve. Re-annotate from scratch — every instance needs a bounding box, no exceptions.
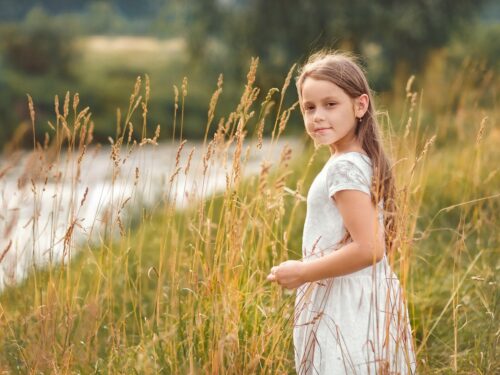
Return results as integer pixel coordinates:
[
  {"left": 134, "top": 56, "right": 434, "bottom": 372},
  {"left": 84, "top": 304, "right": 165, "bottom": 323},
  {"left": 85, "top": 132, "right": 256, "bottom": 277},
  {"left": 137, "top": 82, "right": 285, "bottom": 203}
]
[{"left": 326, "top": 159, "right": 371, "bottom": 198}]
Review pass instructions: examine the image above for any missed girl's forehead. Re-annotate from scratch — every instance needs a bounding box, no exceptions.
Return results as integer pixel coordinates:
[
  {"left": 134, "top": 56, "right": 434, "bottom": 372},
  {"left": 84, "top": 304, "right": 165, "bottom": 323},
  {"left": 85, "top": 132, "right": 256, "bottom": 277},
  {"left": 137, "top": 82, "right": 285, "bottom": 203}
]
[{"left": 301, "top": 77, "right": 347, "bottom": 100}]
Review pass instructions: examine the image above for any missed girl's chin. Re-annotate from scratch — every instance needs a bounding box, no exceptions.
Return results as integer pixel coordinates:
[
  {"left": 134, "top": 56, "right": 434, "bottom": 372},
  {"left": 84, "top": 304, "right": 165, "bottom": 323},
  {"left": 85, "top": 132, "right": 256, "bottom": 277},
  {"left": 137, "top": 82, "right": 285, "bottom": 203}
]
[
  {"left": 307, "top": 132, "right": 336, "bottom": 145},
  {"left": 314, "top": 137, "right": 336, "bottom": 145}
]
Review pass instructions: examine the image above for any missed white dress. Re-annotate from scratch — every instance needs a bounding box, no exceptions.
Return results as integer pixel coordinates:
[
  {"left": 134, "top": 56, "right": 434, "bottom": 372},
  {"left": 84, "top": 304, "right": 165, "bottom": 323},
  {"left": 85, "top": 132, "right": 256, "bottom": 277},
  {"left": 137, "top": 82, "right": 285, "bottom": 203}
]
[{"left": 294, "top": 152, "right": 417, "bottom": 374}]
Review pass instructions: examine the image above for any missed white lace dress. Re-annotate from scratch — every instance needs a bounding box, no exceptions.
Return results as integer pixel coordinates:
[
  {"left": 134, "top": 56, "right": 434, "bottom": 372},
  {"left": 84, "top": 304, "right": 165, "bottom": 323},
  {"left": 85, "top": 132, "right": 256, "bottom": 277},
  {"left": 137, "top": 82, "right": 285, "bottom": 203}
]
[{"left": 294, "top": 152, "right": 417, "bottom": 374}]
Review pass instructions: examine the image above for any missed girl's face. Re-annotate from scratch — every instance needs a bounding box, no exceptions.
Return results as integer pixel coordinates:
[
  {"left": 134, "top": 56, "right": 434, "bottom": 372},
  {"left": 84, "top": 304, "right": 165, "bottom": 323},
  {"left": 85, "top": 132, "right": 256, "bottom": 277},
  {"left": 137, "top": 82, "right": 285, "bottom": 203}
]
[{"left": 300, "top": 77, "right": 368, "bottom": 153}]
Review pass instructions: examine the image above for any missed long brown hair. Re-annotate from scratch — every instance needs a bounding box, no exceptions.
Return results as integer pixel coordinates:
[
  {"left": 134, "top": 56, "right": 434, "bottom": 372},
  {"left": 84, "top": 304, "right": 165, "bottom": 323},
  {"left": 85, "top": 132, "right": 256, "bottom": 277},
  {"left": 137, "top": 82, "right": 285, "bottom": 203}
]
[{"left": 296, "top": 49, "right": 398, "bottom": 254}]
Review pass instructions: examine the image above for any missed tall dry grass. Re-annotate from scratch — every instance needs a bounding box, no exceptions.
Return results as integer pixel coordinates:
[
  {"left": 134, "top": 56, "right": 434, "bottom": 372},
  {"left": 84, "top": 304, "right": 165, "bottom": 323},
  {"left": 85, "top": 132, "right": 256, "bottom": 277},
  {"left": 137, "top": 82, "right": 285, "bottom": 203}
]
[{"left": 0, "top": 55, "right": 498, "bottom": 374}]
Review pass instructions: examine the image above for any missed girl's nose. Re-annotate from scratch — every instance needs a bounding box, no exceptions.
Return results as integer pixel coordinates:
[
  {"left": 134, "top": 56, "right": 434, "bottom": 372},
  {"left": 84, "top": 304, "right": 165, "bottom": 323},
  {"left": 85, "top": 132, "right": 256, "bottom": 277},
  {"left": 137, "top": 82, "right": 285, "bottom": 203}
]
[{"left": 313, "top": 109, "right": 325, "bottom": 122}]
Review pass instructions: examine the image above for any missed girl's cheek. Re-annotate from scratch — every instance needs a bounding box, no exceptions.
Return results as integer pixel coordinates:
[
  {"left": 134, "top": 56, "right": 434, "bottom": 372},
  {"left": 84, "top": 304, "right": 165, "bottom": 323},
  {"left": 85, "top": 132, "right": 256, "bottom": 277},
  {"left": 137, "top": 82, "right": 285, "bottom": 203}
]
[{"left": 304, "top": 120, "right": 313, "bottom": 131}]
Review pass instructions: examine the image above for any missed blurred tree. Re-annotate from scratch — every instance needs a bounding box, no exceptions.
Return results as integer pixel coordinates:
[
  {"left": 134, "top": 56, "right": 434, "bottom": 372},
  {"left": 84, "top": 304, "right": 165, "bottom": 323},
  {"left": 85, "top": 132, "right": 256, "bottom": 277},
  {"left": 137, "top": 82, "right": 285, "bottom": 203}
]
[
  {"left": 110, "top": 0, "right": 164, "bottom": 18},
  {"left": 3, "top": 7, "right": 76, "bottom": 76},
  {"left": 184, "top": 0, "right": 221, "bottom": 63},
  {"left": 0, "top": 0, "right": 162, "bottom": 20},
  {"left": 0, "top": 6, "right": 81, "bottom": 151},
  {"left": 0, "top": 0, "right": 79, "bottom": 21},
  {"left": 372, "top": 0, "right": 487, "bottom": 83},
  {"left": 152, "top": 0, "right": 191, "bottom": 36},
  {"left": 219, "top": 0, "right": 490, "bottom": 90},
  {"left": 85, "top": 2, "right": 127, "bottom": 34}
]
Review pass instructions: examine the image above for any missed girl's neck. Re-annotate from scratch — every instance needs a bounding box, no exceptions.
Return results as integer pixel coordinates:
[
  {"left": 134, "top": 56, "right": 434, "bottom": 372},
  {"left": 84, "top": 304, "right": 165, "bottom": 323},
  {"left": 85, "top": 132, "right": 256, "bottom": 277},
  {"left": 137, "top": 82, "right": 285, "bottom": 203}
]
[{"left": 329, "top": 141, "right": 365, "bottom": 157}]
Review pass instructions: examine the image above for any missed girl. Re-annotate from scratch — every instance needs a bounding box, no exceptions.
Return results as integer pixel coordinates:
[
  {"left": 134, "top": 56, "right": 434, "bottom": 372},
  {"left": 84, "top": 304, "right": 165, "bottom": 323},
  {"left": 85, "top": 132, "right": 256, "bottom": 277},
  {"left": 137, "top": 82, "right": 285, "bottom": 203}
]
[{"left": 267, "top": 50, "right": 417, "bottom": 374}]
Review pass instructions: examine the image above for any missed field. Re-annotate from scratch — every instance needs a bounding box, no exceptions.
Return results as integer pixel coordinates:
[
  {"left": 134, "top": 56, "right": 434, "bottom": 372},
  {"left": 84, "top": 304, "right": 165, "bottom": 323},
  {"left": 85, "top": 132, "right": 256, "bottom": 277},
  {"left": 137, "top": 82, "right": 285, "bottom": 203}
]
[{"left": 0, "top": 42, "right": 498, "bottom": 373}]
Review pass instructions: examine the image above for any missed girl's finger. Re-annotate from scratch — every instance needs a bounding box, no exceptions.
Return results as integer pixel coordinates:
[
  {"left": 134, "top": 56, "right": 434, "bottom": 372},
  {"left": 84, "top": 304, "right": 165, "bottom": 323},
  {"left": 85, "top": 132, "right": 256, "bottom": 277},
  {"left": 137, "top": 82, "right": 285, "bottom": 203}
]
[{"left": 267, "top": 273, "right": 276, "bottom": 281}]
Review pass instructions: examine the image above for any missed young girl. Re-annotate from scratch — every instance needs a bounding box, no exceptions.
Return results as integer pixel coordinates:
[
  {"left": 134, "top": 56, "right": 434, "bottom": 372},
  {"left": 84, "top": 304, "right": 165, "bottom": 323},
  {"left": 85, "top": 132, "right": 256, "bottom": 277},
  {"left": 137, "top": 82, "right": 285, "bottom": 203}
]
[{"left": 267, "top": 51, "right": 417, "bottom": 374}]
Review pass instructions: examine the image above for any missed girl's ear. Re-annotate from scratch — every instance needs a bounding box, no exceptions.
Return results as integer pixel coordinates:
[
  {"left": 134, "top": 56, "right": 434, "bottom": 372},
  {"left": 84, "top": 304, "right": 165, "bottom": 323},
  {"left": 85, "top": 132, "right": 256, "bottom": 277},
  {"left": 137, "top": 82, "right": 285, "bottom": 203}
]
[{"left": 355, "top": 94, "right": 369, "bottom": 118}]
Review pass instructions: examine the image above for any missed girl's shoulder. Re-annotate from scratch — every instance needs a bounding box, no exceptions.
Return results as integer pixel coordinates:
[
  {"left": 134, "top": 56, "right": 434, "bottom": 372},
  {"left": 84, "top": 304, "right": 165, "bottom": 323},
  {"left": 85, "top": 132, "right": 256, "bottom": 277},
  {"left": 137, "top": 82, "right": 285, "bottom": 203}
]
[
  {"left": 324, "top": 152, "right": 373, "bottom": 196},
  {"left": 327, "top": 151, "right": 372, "bottom": 174}
]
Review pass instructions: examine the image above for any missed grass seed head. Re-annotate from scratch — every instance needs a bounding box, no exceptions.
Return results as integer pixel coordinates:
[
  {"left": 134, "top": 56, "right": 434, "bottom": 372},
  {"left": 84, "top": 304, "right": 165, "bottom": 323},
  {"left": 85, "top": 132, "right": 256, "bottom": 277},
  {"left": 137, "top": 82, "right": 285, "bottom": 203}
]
[
  {"left": 54, "top": 94, "right": 60, "bottom": 118},
  {"left": 131, "top": 76, "right": 141, "bottom": 106},
  {"left": 63, "top": 91, "right": 70, "bottom": 119},
  {"left": 73, "top": 93, "right": 80, "bottom": 113},
  {"left": 173, "top": 85, "right": 179, "bottom": 111},
  {"left": 184, "top": 147, "right": 195, "bottom": 175},
  {"left": 145, "top": 74, "right": 150, "bottom": 102},
  {"left": 175, "top": 139, "right": 187, "bottom": 167},
  {"left": 182, "top": 77, "right": 188, "bottom": 97},
  {"left": 476, "top": 116, "right": 488, "bottom": 145},
  {"left": 406, "top": 75, "right": 415, "bottom": 96}
]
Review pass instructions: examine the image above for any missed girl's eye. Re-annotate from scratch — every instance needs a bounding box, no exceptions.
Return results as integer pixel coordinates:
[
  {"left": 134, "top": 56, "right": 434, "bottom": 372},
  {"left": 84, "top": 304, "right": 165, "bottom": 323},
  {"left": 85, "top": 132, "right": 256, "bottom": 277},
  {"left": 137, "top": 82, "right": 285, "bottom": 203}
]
[
  {"left": 327, "top": 102, "right": 337, "bottom": 107},
  {"left": 304, "top": 106, "right": 315, "bottom": 111}
]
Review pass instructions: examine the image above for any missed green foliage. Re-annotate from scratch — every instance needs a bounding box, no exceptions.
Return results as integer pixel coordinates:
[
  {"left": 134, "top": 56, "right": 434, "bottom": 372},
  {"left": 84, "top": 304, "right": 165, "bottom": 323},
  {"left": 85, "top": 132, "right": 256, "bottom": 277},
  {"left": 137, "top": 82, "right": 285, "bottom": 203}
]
[
  {"left": 3, "top": 8, "right": 76, "bottom": 76},
  {"left": 448, "top": 22, "right": 500, "bottom": 72},
  {"left": 217, "top": 0, "right": 491, "bottom": 90}
]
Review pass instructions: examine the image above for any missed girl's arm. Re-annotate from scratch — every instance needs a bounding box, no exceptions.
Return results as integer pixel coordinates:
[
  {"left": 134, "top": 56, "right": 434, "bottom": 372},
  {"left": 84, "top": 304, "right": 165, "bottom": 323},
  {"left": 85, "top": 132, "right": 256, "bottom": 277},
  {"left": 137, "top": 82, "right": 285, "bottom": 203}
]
[
  {"left": 301, "top": 188, "right": 385, "bottom": 283},
  {"left": 267, "top": 188, "right": 385, "bottom": 288}
]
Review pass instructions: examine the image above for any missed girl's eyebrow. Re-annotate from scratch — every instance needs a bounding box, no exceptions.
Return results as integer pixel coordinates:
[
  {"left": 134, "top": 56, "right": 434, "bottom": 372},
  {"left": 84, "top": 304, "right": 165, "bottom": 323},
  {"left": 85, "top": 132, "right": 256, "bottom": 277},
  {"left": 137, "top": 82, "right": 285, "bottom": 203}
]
[{"left": 302, "top": 96, "right": 339, "bottom": 104}]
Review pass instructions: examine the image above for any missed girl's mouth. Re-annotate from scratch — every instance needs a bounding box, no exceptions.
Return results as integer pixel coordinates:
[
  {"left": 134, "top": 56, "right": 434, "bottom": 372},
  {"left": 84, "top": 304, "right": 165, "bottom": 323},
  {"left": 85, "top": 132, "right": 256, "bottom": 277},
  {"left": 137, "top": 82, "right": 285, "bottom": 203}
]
[{"left": 314, "top": 127, "right": 331, "bottom": 133}]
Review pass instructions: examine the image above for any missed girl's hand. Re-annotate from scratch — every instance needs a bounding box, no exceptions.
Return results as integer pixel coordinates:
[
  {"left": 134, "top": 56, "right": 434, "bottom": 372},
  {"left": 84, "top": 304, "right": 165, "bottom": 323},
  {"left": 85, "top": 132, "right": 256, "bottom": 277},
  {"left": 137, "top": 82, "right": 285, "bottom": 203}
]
[{"left": 266, "top": 260, "right": 307, "bottom": 289}]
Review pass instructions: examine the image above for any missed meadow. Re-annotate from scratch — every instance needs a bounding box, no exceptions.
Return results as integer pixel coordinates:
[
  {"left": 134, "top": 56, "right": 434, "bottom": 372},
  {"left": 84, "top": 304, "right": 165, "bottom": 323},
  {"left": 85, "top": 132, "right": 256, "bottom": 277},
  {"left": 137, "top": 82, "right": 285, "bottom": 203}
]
[{"left": 0, "top": 50, "right": 498, "bottom": 374}]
